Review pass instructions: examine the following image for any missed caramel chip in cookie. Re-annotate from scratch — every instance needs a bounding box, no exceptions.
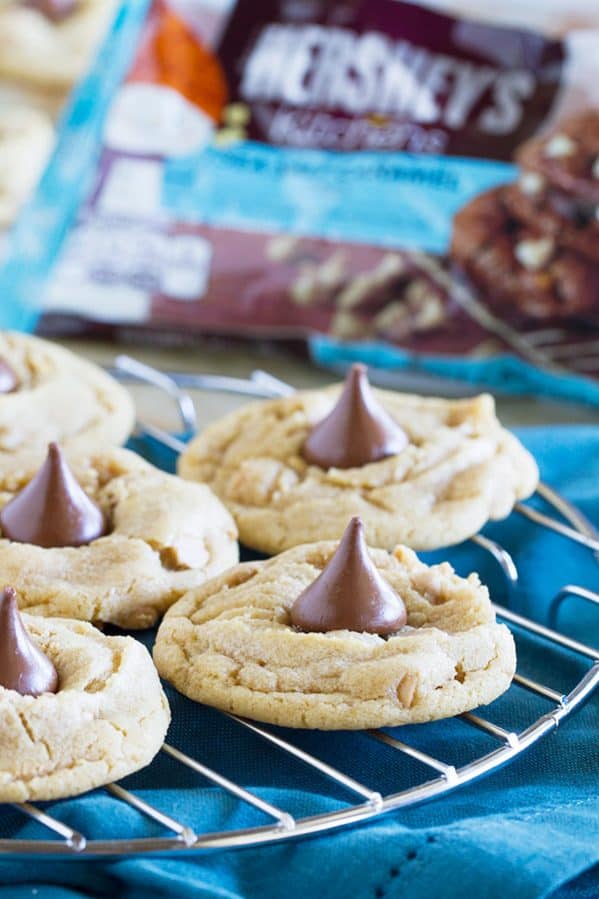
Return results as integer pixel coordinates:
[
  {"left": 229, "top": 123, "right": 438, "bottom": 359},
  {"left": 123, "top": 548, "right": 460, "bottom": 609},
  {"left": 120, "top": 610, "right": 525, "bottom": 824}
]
[
  {"left": 0, "top": 332, "right": 135, "bottom": 477},
  {"left": 178, "top": 376, "right": 537, "bottom": 554},
  {"left": 0, "top": 611, "right": 169, "bottom": 801},
  {"left": 0, "top": 446, "right": 239, "bottom": 629},
  {"left": 154, "top": 539, "right": 515, "bottom": 730}
]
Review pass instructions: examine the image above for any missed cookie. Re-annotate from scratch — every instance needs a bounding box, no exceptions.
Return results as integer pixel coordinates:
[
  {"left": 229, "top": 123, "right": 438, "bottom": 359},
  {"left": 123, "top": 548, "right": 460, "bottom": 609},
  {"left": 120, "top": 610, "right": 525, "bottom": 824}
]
[
  {"left": 0, "top": 105, "right": 54, "bottom": 227},
  {"left": 0, "top": 612, "right": 170, "bottom": 802},
  {"left": 0, "top": 332, "right": 135, "bottom": 474},
  {"left": 516, "top": 110, "right": 599, "bottom": 205},
  {"left": 154, "top": 538, "right": 515, "bottom": 730},
  {"left": 0, "top": 445, "right": 239, "bottom": 628},
  {"left": 0, "top": 0, "right": 116, "bottom": 89},
  {"left": 451, "top": 186, "right": 599, "bottom": 319},
  {"left": 177, "top": 369, "right": 538, "bottom": 554},
  {"left": 504, "top": 176, "right": 598, "bottom": 263}
]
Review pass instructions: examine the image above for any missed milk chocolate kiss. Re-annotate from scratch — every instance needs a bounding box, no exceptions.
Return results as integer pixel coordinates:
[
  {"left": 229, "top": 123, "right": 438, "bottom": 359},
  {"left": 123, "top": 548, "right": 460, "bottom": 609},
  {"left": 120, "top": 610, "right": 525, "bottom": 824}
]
[
  {"left": 0, "top": 587, "right": 58, "bottom": 696},
  {"left": 303, "top": 364, "right": 408, "bottom": 469},
  {"left": 24, "top": 0, "right": 78, "bottom": 22},
  {"left": 290, "top": 517, "right": 407, "bottom": 635},
  {"left": 0, "top": 359, "right": 18, "bottom": 394},
  {"left": 0, "top": 443, "right": 107, "bottom": 548}
]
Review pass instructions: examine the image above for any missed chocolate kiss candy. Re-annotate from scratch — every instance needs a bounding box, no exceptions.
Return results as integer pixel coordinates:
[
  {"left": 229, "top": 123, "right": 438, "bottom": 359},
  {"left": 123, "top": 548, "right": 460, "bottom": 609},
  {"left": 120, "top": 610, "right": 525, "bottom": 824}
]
[
  {"left": 290, "top": 517, "right": 407, "bottom": 635},
  {"left": 24, "top": 0, "right": 78, "bottom": 22},
  {"left": 0, "top": 587, "right": 58, "bottom": 696},
  {"left": 0, "top": 359, "right": 18, "bottom": 394},
  {"left": 0, "top": 443, "right": 107, "bottom": 548},
  {"left": 303, "top": 363, "right": 408, "bottom": 469}
]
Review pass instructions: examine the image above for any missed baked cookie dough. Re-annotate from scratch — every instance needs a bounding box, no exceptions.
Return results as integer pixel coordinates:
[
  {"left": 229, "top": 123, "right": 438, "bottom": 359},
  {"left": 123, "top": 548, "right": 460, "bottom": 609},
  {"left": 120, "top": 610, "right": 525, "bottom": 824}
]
[
  {"left": 0, "top": 0, "right": 117, "bottom": 89},
  {"left": 0, "top": 332, "right": 135, "bottom": 473},
  {"left": 178, "top": 382, "right": 538, "bottom": 553},
  {"left": 451, "top": 185, "right": 598, "bottom": 320},
  {"left": 154, "top": 541, "right": 515, "bottom": 730},
  {"left": 0, "top": 105, "right": 54, "bottom": 227},
  {"left": 0, "top": 446, "right": 239, "bottom": 628},
  {"left": 1, "top": 614, "right": 169, "bottom": 802}
]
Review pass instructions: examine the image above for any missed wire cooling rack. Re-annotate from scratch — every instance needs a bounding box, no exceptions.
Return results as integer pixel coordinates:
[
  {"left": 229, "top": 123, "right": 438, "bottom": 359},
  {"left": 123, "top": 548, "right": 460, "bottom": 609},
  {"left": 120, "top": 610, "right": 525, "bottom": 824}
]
[{"left": 2, "top": 358, "right": 597, "bottom": 858}]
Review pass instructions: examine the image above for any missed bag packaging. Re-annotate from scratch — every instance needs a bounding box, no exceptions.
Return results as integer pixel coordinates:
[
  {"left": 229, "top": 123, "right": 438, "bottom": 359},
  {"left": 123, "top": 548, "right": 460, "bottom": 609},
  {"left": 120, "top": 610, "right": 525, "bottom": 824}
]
[{"left": 1, "top": 0, "right": 598, "bottom": 402}]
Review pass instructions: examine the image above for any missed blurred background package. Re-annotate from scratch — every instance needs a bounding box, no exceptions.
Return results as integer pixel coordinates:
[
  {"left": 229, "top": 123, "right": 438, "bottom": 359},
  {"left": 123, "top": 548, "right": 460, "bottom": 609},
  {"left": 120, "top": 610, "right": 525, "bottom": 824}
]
[{"left": 0, "top": 0, "right": 598, "bottom": 401}]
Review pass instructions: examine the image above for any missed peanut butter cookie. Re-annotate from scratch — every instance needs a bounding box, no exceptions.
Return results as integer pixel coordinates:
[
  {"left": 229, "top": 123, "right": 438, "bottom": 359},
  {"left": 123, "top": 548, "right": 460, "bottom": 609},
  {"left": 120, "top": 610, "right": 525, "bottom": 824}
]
[
  {"left": 0, "top": 611, "right": 169, "bottom": 802},
  {"left": 0, "top": 332, "right": 135, "bottom": 473},
  {"left": 0, "top": 446, "right": 238, "bottom": 628},
  {"left": 154, "top": 538, "right": 515, "bottom": 730},
  {"left": 178, "top": 371, "right": 538, "bottom": 553}
]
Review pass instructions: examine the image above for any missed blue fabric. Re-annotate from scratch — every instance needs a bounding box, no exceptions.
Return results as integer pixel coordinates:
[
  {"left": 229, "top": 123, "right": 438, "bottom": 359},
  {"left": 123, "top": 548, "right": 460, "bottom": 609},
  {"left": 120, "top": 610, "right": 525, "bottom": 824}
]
[{"left": 0, "top": 425, "right": 597, "bottom": 898}]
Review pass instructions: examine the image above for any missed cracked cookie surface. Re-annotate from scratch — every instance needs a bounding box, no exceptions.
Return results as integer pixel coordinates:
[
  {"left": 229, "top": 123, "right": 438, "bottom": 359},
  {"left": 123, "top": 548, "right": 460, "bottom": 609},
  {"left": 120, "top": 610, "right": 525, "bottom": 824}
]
[
  {"left": 154, "top": 542, "right": 515, "bottom": 729},
  {"left": 0, "top": 614, "right": 170, "bottom": 802},
  {"left": 0, "top": 447, "right": 239, "bottom": 628},
  {"left": 178, "top": 385, "right": 538, "bottom": 553},
  {"left": 0, "top": 332, "right": 134, "bottom": 474}
]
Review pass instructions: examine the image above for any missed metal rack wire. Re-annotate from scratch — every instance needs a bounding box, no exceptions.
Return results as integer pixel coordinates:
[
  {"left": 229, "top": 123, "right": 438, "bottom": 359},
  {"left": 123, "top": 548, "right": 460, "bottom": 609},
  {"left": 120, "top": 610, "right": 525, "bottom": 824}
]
[{"left": 2, "top": 359, "right": 597, "bottom": 858}]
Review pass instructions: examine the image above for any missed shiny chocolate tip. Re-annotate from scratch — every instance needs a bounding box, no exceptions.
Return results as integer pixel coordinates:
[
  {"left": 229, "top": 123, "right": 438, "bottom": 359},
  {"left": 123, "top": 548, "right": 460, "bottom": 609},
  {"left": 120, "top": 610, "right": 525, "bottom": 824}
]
[
  {"left": 290, "top": 516, "right": 407, "bottom": 635},
  {"left": 303, "top": 364, "right": 408, "bottom": 469},
  {"left": 0, "top": 586, "right": 59, "bottom": 696},
  {"left": 25, "top": 0, "right": 78, "bottom": 23},
  {"left": 0, "top": 442, "right": 107, "bottom": 548}
]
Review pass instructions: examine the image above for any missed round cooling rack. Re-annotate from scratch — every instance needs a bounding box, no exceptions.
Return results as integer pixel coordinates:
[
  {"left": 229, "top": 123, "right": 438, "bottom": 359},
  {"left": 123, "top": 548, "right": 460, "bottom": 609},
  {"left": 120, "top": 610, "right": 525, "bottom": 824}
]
[{"left": 1, "top": 359, "right": 597, "bottom": 858}]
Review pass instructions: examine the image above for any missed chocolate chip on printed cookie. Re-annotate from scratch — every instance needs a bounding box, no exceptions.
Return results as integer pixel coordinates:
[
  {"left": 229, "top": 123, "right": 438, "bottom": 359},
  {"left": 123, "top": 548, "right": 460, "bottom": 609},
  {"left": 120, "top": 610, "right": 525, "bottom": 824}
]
[
  {"left": 504, "top": 175, "right": 599, "bottom": 264},
  {"left": 516, "top": 110, "right": 599, "bottom": 205},
  {"left": 451, "top": 186, "right": 599, "bottom": 320}
]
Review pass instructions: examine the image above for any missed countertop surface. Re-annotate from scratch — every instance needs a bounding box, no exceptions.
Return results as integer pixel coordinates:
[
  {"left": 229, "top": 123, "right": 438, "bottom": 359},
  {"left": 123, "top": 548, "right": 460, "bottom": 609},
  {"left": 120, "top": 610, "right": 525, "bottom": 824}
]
[{"left": 59, "top": 338, "right": 599, "bottom": 432}]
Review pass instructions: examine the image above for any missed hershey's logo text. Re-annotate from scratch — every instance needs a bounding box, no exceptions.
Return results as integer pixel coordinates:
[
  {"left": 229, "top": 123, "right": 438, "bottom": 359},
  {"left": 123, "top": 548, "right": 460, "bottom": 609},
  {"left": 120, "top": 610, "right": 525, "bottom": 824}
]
[{"left": 240, "top": 24, "right": 536, "bottom": 135}]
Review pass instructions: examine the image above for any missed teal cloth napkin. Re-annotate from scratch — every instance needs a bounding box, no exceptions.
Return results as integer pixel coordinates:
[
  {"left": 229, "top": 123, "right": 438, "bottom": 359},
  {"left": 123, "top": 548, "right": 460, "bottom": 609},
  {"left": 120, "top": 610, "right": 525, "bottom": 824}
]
[{"left": 0, "top": 425, "right": 597, "bottom": 898}]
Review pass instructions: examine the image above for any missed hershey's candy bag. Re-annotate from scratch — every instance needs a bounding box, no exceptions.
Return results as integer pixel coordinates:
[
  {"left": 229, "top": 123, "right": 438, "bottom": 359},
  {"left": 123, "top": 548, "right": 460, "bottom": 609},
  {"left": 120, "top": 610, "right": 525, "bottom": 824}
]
[{"left": 1, "top": 0, "right": 598, "bottom": 402}]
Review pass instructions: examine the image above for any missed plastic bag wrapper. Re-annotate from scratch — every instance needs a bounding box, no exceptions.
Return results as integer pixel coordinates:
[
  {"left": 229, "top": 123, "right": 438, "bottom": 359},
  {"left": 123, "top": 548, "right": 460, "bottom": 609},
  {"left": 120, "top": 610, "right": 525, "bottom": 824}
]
[{"left": 1, "top": 0, "right": 598, "bottom": 403}]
